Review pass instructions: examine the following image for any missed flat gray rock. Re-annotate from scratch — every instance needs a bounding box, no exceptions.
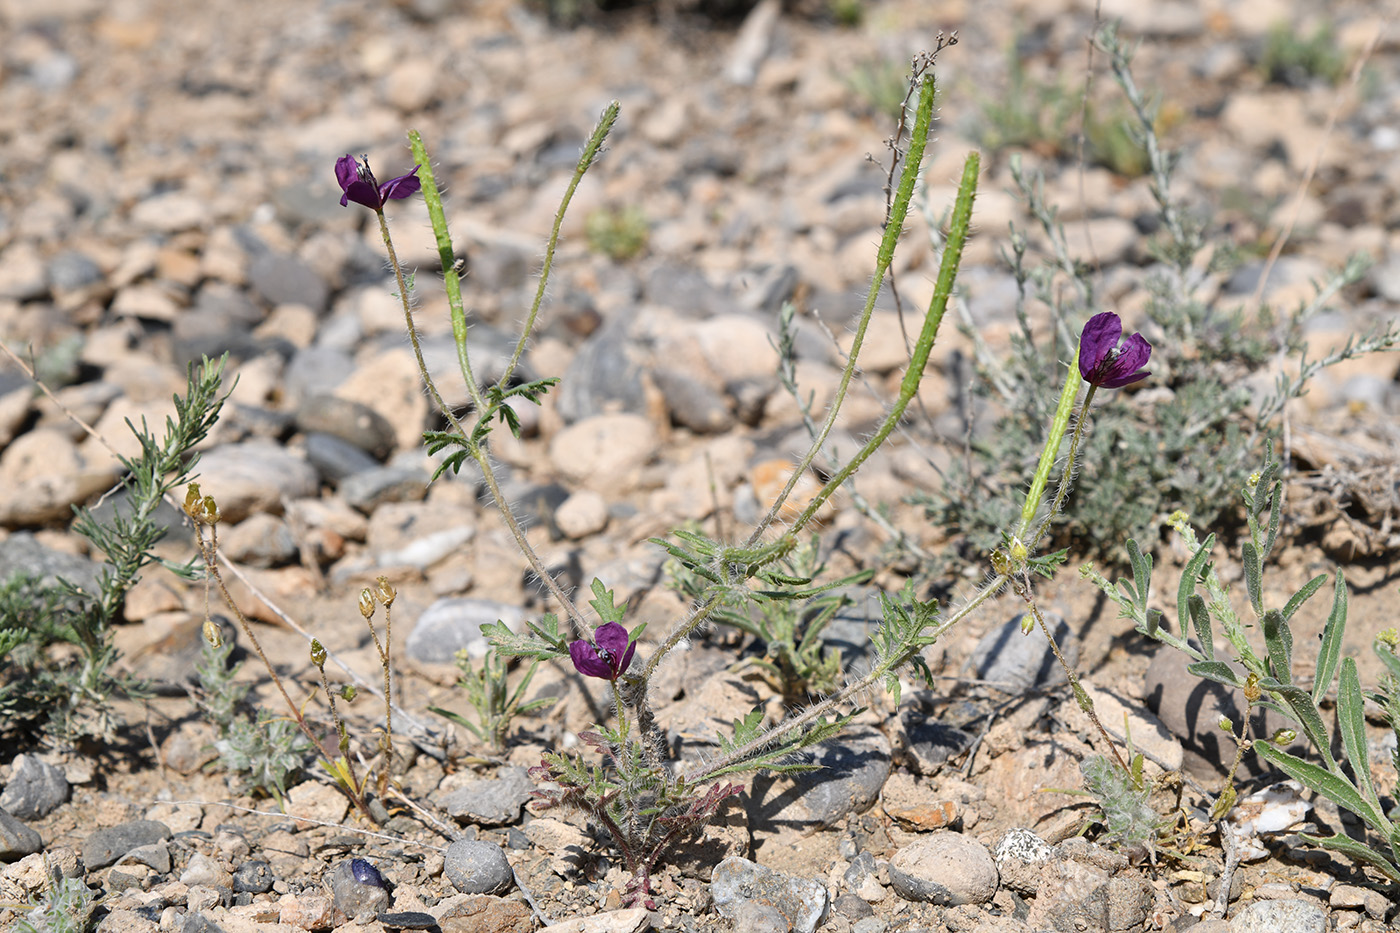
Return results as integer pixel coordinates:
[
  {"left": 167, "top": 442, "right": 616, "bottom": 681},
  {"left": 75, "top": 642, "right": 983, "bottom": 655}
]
[
  {"left": 0, "top": 807, "right": 43, "bottom": 862},
  {"left": 83, "top": 819, "right": 172, "bottom": 870},
  {"left": 0, "top": 753, "right": 70, "bottom": 820},
  {"left": 710, "top": 855, "right": 828, "bottom": 933}
]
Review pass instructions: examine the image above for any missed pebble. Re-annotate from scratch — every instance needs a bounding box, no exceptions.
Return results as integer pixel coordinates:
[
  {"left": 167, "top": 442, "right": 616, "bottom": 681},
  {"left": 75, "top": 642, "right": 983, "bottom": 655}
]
[
  {"left": 340, "top": 464, "right": 430, "bottom": 512},
  {"left": 180, "top": 851, "right": 233, "bottom": 888},
  {"left": 295, "top": 394, "right": 397, "bottom": 460},
  {"left": 437, "top": 766, "right": 535, "bottom": 826},
  {"left": 83, "top": 819, "right": 172, "bottom": 870},
  {"left": 329, "top": 857, "right": 390, "bottom": 922},
  {"left": 548, "top": 413, "right": 660, "bottom": 494},
  {"left": 1227, "top": 899, "right": 1327, "bottom": 933},
  {"left": 993, "top": 828, "right": 1053, "bottom": 896},
  {"left": 304, "top": 431, "right": 382, "bottom": 484},
  {"left": 378, "top": 910, "right": 439, "bottom": 930},
  {"left": 968, "top": 613, "right": 1079, "bottom": 692},
  {"left": 768, "top": 726, "right": 890, "bottom": 827},
  {"left": 0, "top": 754, "right": 71, "bottom": 820},
  {"left": 887, "top": 832, "right": 998, "bottom": 906},
  {"left": 555, "top": 325, "right": 649, "bottom": 423},
  {"left": 193, "top": 441, "right": 319, "bottom": 524},
  {"left": 535, "top": 907, "right": 650, "bottom": 933},
  {"left": 554, "top": 490, "right": 610, "bottom": 539},
  {"left": 0, "top": 807, "right": 43, "bottom": 862},
  {"left": 443, "top": 839, "right": 513, "bottom": 895},
  {"left": 248, "top": 252, "right": 329, "bottom": 314},
  {"left": 652, "top": 368, "right": 734, "bottom": 434},
  {"left": 219, "top": 513, "right": 298, "bottom": 567},
  {"left": 435, "top": 894, "right": 534, "bottom": 933},
  {"left": 232, "top": 859, "right": 274, "bottom": 894},
  {"left": 710, "top": 856, "right": 829, "bottom": 933},
  {"left": 406, "top": 597, "right": 529, "bottom": 664}
]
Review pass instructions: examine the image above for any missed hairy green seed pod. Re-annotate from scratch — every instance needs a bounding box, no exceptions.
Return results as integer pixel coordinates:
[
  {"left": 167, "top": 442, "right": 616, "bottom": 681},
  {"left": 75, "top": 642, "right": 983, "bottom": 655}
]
[{"left": 310, "top": 639, "right": 327, "bottom": 667}]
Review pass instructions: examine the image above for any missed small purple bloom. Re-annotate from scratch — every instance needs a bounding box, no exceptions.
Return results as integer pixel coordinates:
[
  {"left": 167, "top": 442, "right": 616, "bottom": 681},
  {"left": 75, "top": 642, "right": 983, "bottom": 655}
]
[
  {"left": 335, "top": 154, "right": 420, "bottom": 211},
  {"left": 1078, "top": 312, "right": 1152, "bottom": 389},
  {"left": 569, "top": 622, "right": 636, "bottom": 681},
  {"left": 350, "top": 858, "right": 384, "bottom": 888}
]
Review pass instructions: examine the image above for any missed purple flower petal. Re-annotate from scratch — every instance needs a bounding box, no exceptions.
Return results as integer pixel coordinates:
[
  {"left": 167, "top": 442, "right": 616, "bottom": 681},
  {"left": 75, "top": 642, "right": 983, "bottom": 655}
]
[
  {"left": 615, "top": 638, "right": 637, "bottom": 677},
  {"left": 378, "top": 166, "right": 421, "bottom": 202},
  {"left": 1078, "top": 311, "right": 1151, "bottom": 389},
  {"left": 569, "top": 640, "right": 613, "bottom": 679},
  {"left": 594, "top": 622, "right": 630, "bottom": 660},
  {"left": 335, "top": 155, "right": 360, "bottom": 193},
  {"left": 340, "top": 180, "right": 381, "bottom": 209},
  {"left": 1077, "top": 312, "right": 1122, "bottom": 383}
]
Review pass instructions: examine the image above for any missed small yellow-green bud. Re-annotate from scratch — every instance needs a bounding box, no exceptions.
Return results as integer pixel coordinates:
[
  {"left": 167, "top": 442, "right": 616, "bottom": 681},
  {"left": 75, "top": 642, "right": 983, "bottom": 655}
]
[
  {"left": 310, "top": 639, "right": 327, "bottom": 667},
  {"left": 1243, "top": 673, "right": 1261, "bottom": 703},
  {"left": 359, "top": 588, "right": 376, "bottom": 620},
  {"left": 374, "top": 576, "right": 397, "bottom": 608},
  {"left": 202, "top": 495, "right": 220, "bottom": 524},
  {"left": 339, "top": 685, "right": 357, "bottom": 701},
  {"left": 1218, "top": 716, "right": 1233, "bottom": 732},
  {"left": 1247, "top": 471, "right": 1261, "bottom": 489},
  {"left": 1020, "top": 613, "right": 1036, "bottom": 635},
  {"left": 184, "top": 484, "right": 203, "bottom": 517},
  {"left": 1272, "top": 729, "right": 1297, "bottom": 744},
  {"left": 1009, "top": 537, "right": 1028, "bottom": 564},
  {"left": 1378, "top": 628, "right": 1399, "bottom": 649},
  {"left": 202, "top": 619, "right": 223, "bottom": 649}
]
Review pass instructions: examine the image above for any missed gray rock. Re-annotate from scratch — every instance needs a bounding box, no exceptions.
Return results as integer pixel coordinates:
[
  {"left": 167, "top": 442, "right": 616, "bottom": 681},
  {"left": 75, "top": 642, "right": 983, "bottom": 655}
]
[
  {"left": 83, "top": 819, "right": 172, "bottom": 869},
  {"left": 1228, "top": 899, "right": 1327, "bottom": 933},
  {"left": 121, "top": 842, "right": 172, "bottom": 874},
  {"left": 376, "top": 911, "right": 437, "bottom": 930},
  {"left": 249, "top": 253, "right": 329, "bottom": 314},
  {"left": 888, "top": 832, "right": 998, "bottom": 906},
  {"left": 710, "top": 856, "right": 829, "bottom": 933},
  {"left": 757, "top": 726, "right": 890, "bottom": 827},
  {"left": 304, "top": 432, "right": 381, "bottom": 484},
  {"left": 851, "top": 920, "right": 887, "bottom": 933},
  {"left": 899, "top": 715, "right": 973, "bottom": 775},
  {"left": 48, "top": 250, "right": 104, "bottom": 291},
  {"left": 407, "top": 597, "right": 529, "bottom": 664},
  {"left": 329, "top": 858, "right": 390, "bottom": 922},
  {"left": 644, "top": 261, "right": 731, "bottom": 319},
  {"left": 233, "top": 859, "right": 274, "bottom": 893},
  {"left": 968, "top": 613, "right": 1078, "bottom": 692},
  {"left": 285, "top": 346, "right": 354, "bottom": 402},
  {"left": 1143, "top": 645, "right": 1305, "bottom": 780},
  {"left": 555, "top": 323, "right": 648, "bottom": 423},
  {"left": 1, "top": 754, "right": 70, "bottom": 820},
  {"left": 0, "top": 807, "right": 43, "bottom": 862},
  {"left": 341, "top": 465, "right": 429, "bottom": 513},
  {"left": 652, "top": 369, "right": 733, "bottom": 434},
  {"left": 831, "top": 893, "right": 874, "bottom": 921},
  {"left": 0, "top": 532, "right": 104, "bottom": 596},
  {"left": 438, "top": 767, "right": 534, "bottom": 826},
  {"left": 220, "top": 514, "right": 298, "bottom": 568},
  {"left": 296, "top": 395, "right": 396, "bottom": 460},
  {"left": 443, "top": 839, "right": 513, "bottom": 894},
  {"left": 194, "top": 441, "right": 319, "bottom": 524},
  {"left": 993, "top": 828, "right": 1052, "bottom": 896},
  {"left": 181, "top": 913, "right": 227, "bottom": 933}
]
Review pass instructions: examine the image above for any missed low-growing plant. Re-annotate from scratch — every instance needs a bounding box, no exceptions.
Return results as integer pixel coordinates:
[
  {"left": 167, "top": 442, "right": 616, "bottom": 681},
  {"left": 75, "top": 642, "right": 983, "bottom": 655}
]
[
  {"left": 429, "top": 649, "right": 557, "bottom": 752},
  {"left": 0, "top": 354, "right": 228, "bottom": 745},
  {"left": 973, "top": 38, "right": 1080, "bottom": 157},
  {"left": 664, "top": 532, "right": 872, "bottom": 698},
  {"left": 194, "top": 635, "right": 310, "bottom": 801},
  {"left": 1259, "top": 20, "right": 1346, "bottom": 87},
  {"left": 918, "top": 23, "right": 1396, "bottom": 569},
  {"left": 7, "top": 864, "right": 96, "bottom": 933},
  {"left": 585, "top": 205, "right": 649, "bottom": 261},
  {"left": 1083, "top": 459, "right": 1400, "bottom": 884}
]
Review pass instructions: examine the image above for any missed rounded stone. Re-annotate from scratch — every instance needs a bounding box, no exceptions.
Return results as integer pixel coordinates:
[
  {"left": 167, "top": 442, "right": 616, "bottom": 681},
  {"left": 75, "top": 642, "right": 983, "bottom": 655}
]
[
  {"left": 888, "top": 832, "right": 998, "bottom": 906},
  {"left": 443, "top": 840, "right": 512, "bottom": 895}
]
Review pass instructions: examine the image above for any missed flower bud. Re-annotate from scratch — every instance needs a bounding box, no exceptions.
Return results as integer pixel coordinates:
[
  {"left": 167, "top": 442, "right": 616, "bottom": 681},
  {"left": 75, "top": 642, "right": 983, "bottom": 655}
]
[
  {"left": 1217, "top": 716, "right": 1233, "bottom": 733},
  {"left": 202, "top": 619, "right": 223, "bottom": 648},
  {"left": 1020, "top": 613, "right": 1036, "bottom": 635},
  {"left": 339, "top": 685, "right": 357, "bottom": 701},
  {"left": 359, "top": 588, "right": 376, "bottom": 620},
  {"left": 1272, "top": 729, "right": 1297, "bottom": 744},
  {"left": 184, "top": 484, "right": 203, "bottom": 517},
  {"left": 1243, "top": 673, "right": 1261, "bottom": 703},
  {"left": 374, "top": 577, "right": 397, "bottom": 608},
  {"left": 201, "top": 495, "right": 220, "bottom": 524},
  {"left": 1009, "top": 537, "right": 1028, "bottom": 564},
  {"left": 310, "top": 639, "right": 327, "bottom": 667}
]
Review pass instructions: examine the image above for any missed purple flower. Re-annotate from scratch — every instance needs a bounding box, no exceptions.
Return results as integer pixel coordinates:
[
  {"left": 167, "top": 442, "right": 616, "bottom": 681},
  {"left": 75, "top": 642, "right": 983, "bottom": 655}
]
[
  {"left": 1078, "top": 312, "right": 1152, "bottom": 388},
  {"left": 569, "top": 622, "right": 636, "bottom": 681},
  {"left": 335, "top": 154, "right": 420, "bottom": 211}
]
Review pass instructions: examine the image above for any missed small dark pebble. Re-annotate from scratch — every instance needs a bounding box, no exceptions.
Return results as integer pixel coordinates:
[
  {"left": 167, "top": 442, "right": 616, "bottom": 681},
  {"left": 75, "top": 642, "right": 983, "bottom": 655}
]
[
  {"left": 232, "top": 860, "right": 274, "bottom": 894},
  {"left": 377, "top": 910, "right": 437, "bottom": 930},
  {"left": 181, "top": 910, "right": 226, "bottom": 933},
  {"left": 351, "top": 857, "right": 385, "bottom": 887},
  {"left": 506, "top": 828, "right": 530, "bottom": 850}
]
